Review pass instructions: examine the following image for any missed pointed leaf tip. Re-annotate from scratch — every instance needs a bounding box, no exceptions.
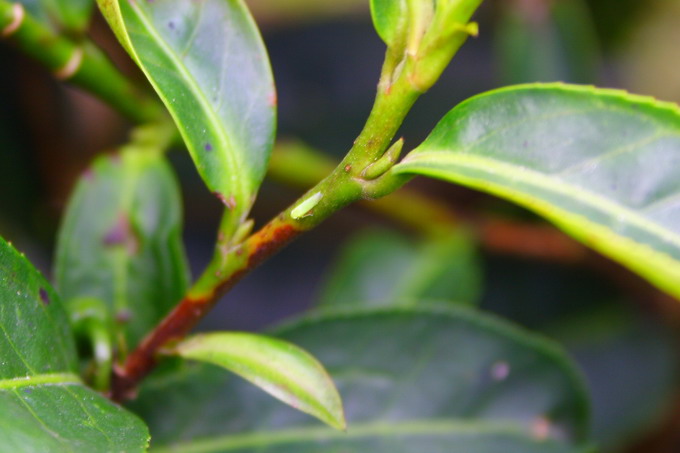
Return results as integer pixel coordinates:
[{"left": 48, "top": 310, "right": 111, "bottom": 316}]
[{"left": 171, "top": 332, "right": 346, "bottom": 431}]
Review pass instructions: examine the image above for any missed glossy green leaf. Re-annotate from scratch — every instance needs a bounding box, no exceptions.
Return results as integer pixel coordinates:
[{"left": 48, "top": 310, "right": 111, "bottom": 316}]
[
  {"left": 0, "top": 237, "right": 149, "bottom": 451},
  {"left": 130, "top": 307, "right": 591, "bottom": 452},
  {"left": 172, "top": 332, "right": 345, "bottom": 431},
  {"left": 97, "top": 0, "right": 276, "bottom": 230},
  {"left": 370, "top": 0, "right": 407, "bottom": 46},
  {"left": 55, "top": 149, "right": 189, "bottom": 348},
  {"left": 318, "top": 229, "right": 482, "bottom": 308},
  {"left": 18, "top": 0, "right": 94, "bottom": 34},
  {"left": 395, "top": 83, "right": 680, "bottom": 300}
]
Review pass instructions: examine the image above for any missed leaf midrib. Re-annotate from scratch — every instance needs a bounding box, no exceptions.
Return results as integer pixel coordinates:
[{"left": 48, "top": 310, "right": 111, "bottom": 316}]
[
  {"left": 399, "top": 151, "right": 680, "bottom": 250},
  {"left": 1, "top": 374, "right": 117, "bottom": 449},
  {"left": 151, "top": 420, "right": 553, "bottom": 453},
  {"left": 0, "top": 373, "right": 82, "bottom": 390}
]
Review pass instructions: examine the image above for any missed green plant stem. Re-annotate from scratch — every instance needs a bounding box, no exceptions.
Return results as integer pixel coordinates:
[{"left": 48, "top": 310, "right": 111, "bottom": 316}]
[
  {"left": 269, "top": 140, "right": 592, "bottom": 262},
  {"left": 270, "top": 141, "right": 458, "bottom": 236},
  {"left": 0, "top": 1, "right": 163, "bottom": 123},
  {"left": 111, "top": 0, "right": 486, "bottom": 400},
  {"left": 112, "top": 52, "right": 424, "bottom": 401}
]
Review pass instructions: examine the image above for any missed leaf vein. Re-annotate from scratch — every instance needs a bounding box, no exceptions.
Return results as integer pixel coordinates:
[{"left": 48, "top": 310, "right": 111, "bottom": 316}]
[
  {"left": 555, "top": 132, "right": 668, "bottom": 177},
  {"left": 10, "top": 388, "right": 75, "bottom": 452}
]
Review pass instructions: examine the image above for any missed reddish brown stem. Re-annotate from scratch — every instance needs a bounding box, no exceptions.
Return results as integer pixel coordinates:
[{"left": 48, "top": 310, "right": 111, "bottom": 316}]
[
  {"left": 477, "top": 217, "right": 588, "bottom": 264},
  {"left": 111, "top": 215, "right": 302, "bottom": 401}
]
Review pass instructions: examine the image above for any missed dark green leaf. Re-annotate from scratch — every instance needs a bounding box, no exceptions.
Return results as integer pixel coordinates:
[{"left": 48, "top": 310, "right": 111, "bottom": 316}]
[
  {"left": 549, "top": 306, "right": 680, "bottom": 451},
  {"left": 1, "top": 242, "right": 76, "bottom": 378},
  {"left": 131, "top": 307, "right": 591, "bottom": 452},
  {"left": 318, "top": 229, "right": 482, "bottom": 308},
  {"left": 148, "top": 430, "right": 591, "bottom": 453},
  {"left": 55, "top": 149, "right": 189, "bottom": 348},
  {"left": 172, "top": 332, "right": 345, "bottom": 431},
  {"left": 18, "top": 0, "right": 94, "bottom": 34},
  {"left": 370, "top": 0, "right": 407, "bottom": 46},
  {"left": 0, "top": 237, "right": 149, "bottom": 451},
  {"left": 480, "top": 253, "right": 680, "bottom": 448},
  {"left": 395, "top": 83, "right": 680, "bottom": 300},
  {"left": 97, "top": 0, "right": 276, "bottom": 232}
]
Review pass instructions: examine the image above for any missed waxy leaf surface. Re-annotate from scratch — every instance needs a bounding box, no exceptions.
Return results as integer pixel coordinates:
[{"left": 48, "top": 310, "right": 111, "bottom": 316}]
[
  {"left": 319, "top": 229, "right": 482, "bottom": 308},
  {"left": 0, "top": 237, "right": 149, "bottom": 452},
  {"left": 396, "top": 84, "right": 680, "bottom": 300},
  {"left": 131, "top": 307, "right": 591, "bottom": 452},
  {"left": 97, "top": 0, "right": 276, "bottom": 228},
  {"left": 173, "top": 332, "right": 345, "bottom": 431},
  {"left": 55, "top": 150, "right": 189, "bottom": 348}
]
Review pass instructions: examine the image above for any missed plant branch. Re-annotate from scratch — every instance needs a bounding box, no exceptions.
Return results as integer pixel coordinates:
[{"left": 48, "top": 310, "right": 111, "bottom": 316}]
[
  {"left": 111, "top": 0, "right": 486, "bottom": 400},
  {"left": 268, "top": 141, "right": 680, "bottom": 320},
  {"left": 267, "top": 140, "right": 680, "bottom": 333},
  {"left": 112, "top": 47, "right": 424, "bottom": 403},
  {"left": 270, "top": 140, "right": 588, "bottom": 262},
  {"left": 0, "top": 1, "right": 163, "bottom": 124}
]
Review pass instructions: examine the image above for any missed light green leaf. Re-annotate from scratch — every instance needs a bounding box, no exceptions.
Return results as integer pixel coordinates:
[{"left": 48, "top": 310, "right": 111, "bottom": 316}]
[
  {"left": 97, "top": 0, "right": 276, "bottom": 231},
  {"left": 172, "top": 332, "right": 345, "bottom": 431},
  {"left": 55, "top": 149, "right": 189, "bottom": 349},
  {"left": 370, "top": 0, "right": 407, "bottom": 46},
  {"left": 130, "top": 307, "right": 591, "bottom": 452},
  {"left": 0, "top": 237, "right": 149, "bottom": 452},
  {"left": 318, "top": 229, "right": 482, "bottom": 308},
  {"left": 18, "top": 0, "right": 94, "bottom": 34},
  {"left": 395, "top": 83, "right": 680, "bottom": 301}
]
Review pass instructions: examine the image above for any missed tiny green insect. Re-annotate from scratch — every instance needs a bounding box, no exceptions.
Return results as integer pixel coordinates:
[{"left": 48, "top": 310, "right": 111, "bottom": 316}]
[{"left": 291, "top": 192, "right": 323, "bottom": 220}]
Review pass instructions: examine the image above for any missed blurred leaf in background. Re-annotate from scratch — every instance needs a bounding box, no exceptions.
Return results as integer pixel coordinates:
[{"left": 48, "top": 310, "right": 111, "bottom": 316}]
[
  {"left": 549, "top": 305, "right": 680, "bottom": 452},
  {"left": 318, "top": 229, "right": 482, "bottom": 309},
  {"left": 246, "top": 0, "right": 366, "bottom": 27},
  {"left": 55, "top": 150, "right": 190, "bottom": 349},
  {"left": 494, "top": 0, "right": 600, "bottom": 84},
  {"left": 621, "top": 1, "right": 680, "bottom": 104},
  {"left": 582, "top": 0, "right": 644, "bottom": 50}
]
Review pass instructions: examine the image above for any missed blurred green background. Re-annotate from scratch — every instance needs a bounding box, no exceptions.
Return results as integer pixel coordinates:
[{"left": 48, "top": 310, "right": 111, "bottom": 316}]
[{"left": 0, "top": 1, "right": 679, "bottom": 451}]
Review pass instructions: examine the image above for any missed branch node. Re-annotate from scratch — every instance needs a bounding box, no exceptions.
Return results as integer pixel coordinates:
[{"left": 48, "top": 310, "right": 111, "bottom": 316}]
[
  {"left": 55, "top": 47, "right": 84, "bottom": 80},
  {"left": 1, "top": 3, "right": 24, "bottom": 38}
]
